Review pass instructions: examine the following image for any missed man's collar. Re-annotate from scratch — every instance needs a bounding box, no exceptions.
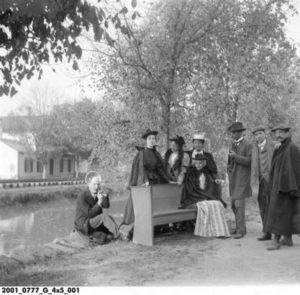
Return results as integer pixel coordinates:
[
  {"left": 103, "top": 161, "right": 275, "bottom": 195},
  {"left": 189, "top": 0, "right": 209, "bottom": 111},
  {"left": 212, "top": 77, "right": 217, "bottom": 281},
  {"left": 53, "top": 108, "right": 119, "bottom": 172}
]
[
  {"left": 258, "top": 139, "right": 266, "bottom": 149},
  {"left": 233, "top": 136, "right": 244, "bottom": 144},
  {"left": 89, "top": 189, "right": 98, "bottom": 199}
]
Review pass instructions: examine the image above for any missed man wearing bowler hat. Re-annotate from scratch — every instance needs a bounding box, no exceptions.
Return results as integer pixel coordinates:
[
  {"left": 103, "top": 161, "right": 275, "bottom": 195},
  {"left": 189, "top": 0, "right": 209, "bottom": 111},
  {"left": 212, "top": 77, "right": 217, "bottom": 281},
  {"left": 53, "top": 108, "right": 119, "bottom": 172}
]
[
  {"left": 265, "top": 124, "right": 300, "bottom": 250},
  {"left": 251, "top": 125, "right": 274, "bottom": 241},
  {"left": 227, "top": 122, "right": 252, "bottom": 239}
]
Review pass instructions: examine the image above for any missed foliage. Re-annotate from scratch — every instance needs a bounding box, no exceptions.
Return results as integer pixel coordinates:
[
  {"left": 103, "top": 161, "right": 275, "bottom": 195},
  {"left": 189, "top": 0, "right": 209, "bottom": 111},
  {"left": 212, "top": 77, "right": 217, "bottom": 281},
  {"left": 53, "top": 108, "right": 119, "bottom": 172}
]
[
  {"left": 84, "top": 0, "right": 299, "bottom": 174},
  {"left": 0, "top": 0, "right": 137, "bottom": 97}
]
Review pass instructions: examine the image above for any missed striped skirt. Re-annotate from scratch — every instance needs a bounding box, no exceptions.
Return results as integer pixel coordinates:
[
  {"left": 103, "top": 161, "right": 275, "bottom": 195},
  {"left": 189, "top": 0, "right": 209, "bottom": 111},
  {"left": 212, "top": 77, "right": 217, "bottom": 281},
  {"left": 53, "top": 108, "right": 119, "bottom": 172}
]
[{"left": 194, "top": 200, "right": 230, "bottom": 237}]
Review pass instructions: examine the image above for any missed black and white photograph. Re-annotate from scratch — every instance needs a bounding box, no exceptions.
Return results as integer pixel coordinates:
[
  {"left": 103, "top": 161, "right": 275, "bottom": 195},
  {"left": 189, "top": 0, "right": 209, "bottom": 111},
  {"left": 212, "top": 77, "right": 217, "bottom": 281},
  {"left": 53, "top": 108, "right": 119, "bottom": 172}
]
[{"left": 1, "top": 0, "right": 300, "bottom": 289}]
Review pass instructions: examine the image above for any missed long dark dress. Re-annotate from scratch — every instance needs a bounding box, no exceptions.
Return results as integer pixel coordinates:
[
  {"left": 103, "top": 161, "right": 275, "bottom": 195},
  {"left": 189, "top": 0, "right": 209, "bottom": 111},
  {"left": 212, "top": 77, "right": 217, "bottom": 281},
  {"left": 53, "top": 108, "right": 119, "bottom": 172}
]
[
  {"left": 122, "top": 147, "right": 170, "bottom": 225},
  {"left": 181, "top": 166, "right": 222, "bottom": 209},
  {"left": 265, "top": 137, "right": 300, "bottom": 235}
]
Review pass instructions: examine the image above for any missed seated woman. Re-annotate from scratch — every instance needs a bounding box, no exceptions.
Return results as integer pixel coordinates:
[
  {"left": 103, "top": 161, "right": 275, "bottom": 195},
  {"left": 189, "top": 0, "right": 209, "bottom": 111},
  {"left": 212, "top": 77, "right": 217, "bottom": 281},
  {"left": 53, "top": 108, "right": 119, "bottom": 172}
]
[
  {"left": 120, "top": 129, "right": 172, "bottom": 240},
  {"left": 74, "top": 171, "right": 119, "bottom": 244},
  {"left": 181, "top": 154, "right": 229, "bottom": 238},
  {"left": 164, "top": 135, "right": 190, "bottom": 184}
]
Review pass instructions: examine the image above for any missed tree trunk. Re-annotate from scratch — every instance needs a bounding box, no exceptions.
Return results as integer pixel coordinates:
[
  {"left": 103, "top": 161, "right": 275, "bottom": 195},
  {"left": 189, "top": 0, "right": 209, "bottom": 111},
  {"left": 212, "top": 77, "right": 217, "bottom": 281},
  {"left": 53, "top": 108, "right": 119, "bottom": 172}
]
[
  {"left": 232, "top": 94, "right": 239, "bottom": 122},
  {"left": 161, "top": 95, "right": 171, "bottom": 151}
]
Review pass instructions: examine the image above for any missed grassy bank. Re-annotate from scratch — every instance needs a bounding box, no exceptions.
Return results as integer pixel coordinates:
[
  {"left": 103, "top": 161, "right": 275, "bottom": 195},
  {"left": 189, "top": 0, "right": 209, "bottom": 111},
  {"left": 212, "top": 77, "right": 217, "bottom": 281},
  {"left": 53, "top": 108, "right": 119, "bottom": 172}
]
[
  {"left": 0, "top": 179, "right": 128, "bottom": 207},
  {"left": 0, "top": 185, "right": 86, "bottom": 207}
]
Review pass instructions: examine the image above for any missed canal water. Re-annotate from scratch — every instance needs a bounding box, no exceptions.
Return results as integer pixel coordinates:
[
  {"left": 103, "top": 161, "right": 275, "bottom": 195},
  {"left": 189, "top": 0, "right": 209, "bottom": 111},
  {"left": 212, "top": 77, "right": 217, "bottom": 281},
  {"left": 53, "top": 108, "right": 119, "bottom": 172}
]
[{"left": 0, "top": 195, "right": 127, "bottom": 256}]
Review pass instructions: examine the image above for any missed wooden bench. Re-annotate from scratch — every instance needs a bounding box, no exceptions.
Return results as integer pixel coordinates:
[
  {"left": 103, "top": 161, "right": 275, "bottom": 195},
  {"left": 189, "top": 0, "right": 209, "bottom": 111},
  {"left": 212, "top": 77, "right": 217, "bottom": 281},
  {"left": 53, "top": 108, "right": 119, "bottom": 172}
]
[{"left": 131, "top": 184, "right": 197, "bottom": 246}]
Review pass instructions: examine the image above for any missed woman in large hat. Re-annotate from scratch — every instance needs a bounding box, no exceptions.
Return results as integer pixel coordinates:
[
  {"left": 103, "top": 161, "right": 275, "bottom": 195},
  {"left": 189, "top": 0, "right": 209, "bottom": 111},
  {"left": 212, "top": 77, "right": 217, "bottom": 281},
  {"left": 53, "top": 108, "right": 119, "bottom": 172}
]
[
  {"left": 119, "top": 129, "right": 172, "bottom": 240},
  {"left": 181, "top": 153, "right": 224, "bottom": 208},
  {"left": 164, "top": 135, "right": 190, "bottom": 184},
  {"left": 180, "top": 154, "right": 229, "bottom": 238}
]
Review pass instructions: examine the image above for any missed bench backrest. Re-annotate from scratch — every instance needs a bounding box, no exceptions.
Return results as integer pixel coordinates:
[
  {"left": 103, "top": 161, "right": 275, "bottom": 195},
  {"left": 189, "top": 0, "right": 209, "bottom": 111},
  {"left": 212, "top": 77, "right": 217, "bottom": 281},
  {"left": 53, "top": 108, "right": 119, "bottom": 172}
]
[{"left": 131, "top": 184, "right": 183, "bottom": 214}]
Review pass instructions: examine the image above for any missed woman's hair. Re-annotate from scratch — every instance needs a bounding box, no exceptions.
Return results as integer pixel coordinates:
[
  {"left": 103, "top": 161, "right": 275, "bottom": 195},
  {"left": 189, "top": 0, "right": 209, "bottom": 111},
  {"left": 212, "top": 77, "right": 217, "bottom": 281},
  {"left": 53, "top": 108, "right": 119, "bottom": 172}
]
[
  {"left": 164, "top": 142, "right": 184, "bottom": 171},
  {"left": 85, "top": 171, "right": 101, "bottom": 184}
]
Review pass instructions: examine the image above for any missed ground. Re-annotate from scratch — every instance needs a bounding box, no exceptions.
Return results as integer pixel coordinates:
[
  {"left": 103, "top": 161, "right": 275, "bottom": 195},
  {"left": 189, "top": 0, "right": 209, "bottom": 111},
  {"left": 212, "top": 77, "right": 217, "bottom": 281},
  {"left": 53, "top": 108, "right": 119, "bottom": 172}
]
[{"left": 1, "top": 198, "right": 300, "bottom": 286}]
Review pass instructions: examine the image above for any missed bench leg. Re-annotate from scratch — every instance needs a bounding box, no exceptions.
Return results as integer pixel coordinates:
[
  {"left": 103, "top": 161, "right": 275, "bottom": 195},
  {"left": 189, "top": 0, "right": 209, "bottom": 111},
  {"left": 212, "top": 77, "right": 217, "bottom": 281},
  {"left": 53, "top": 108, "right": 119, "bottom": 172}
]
[{"left": 132, "top": 194, "right": 154, "bottom": 246}]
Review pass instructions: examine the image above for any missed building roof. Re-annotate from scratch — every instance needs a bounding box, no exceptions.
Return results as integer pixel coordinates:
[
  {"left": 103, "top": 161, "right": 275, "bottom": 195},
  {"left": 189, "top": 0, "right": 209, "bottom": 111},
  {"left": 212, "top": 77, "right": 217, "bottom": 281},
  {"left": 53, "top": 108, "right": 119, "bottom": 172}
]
[{"left": 0, "top": 138, "right": 30, "bottom": 153}]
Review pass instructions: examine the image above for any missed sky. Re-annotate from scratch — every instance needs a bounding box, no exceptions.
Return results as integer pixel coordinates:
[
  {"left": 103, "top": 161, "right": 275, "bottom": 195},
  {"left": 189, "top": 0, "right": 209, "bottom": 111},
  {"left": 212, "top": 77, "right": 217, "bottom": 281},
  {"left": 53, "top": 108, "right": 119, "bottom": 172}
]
[{"left": 0, "top": 0, "right": 300, "bottom": 117}]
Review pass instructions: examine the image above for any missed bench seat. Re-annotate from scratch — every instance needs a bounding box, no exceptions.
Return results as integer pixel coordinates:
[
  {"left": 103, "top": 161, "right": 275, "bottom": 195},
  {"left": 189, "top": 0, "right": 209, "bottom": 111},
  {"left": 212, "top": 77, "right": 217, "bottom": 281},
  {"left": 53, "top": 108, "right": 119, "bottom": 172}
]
[
  {"left": 131, "top": 184, "right": 196, "bottom": 246},
  {"left": 153, "top": 209, "right": 197, "bottom": 226}
]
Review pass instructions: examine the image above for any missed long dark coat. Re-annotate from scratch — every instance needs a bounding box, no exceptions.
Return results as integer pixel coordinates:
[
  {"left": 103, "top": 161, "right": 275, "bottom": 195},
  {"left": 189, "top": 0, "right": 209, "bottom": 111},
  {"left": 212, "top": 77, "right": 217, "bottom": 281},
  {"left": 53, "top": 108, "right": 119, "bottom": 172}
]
[
  {"left": 265, "top": 137, "right": 300, "bottom": 235},
  {"left": 227, "top": 139, "right": 252, "bottom": 200},
  {"left": 251, "top": 139, "right": 274, "bottom": 198},
  {"left": 122, "top": 147, "right": 170, "bottom": 225}
]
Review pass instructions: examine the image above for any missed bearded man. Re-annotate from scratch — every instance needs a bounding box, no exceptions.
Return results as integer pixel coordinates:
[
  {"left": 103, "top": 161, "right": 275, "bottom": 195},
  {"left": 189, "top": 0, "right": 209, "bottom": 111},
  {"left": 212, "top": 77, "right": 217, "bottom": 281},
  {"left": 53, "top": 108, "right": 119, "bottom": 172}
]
[{"left": 265, "top": 124, "right": 300, "bottom": 250}]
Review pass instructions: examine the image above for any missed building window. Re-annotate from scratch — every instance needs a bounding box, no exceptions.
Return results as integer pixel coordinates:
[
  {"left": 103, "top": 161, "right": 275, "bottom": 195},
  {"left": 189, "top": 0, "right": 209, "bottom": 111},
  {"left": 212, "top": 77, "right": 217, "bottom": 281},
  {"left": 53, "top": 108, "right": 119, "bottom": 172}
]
[
  {"left": 60, "top": 158, "right": 64, "bottom": 173},
  {"left": 29, "top": 159, "right": 33, "bottom": 172},
  {"left": 68, "top": 159, "right": 72, "bottom": 173},
  {"left": 37, "top": 161, "right": 43, "bottom": 173},
  {"left": 49, "top": 158, "right": 54, "bottom": 175},
  {"left": 24, "top": 158, "right": 28, "bottom": 173}
]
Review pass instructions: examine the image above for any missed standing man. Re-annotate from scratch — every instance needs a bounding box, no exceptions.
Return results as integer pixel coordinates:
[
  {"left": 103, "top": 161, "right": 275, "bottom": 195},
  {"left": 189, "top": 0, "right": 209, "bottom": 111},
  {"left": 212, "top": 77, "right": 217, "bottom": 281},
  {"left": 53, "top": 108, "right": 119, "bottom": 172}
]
[
  {"left": 265, "top": 124, "right": 300, "bottom": 250},
  {"left": 227, "top": 122, "right": 252, "bottom": 239},
  {"left": 187, "top": 133, "right": 218, "bottom": 177},
  {"left": 251, "top": 125, "right": 274, "bottom": 241}
]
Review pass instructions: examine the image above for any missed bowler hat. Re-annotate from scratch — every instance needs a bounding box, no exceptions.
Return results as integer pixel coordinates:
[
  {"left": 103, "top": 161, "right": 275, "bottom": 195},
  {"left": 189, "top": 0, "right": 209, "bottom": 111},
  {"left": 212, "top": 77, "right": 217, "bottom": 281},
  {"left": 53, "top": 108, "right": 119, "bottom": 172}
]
[
  {"left": 193, "top": 133, "right": 205, "bottom": 142},
  {"left": 170, "top": 135, "right": 185, "bottom": 146},
  {"left": 271, "top": 124, "right": 291, "bottom": 132},
  {"left": 192, "top": 153, "right": 207, "bottom": 161},
  {"left": 142, "top": 129, "right": 158, "bottom": 139},
  {"left": 252, "top": 125, "right": 266, "bottom": 134},
  {"left": 228, "top": 121, "right": 246, "bottom": 132}
]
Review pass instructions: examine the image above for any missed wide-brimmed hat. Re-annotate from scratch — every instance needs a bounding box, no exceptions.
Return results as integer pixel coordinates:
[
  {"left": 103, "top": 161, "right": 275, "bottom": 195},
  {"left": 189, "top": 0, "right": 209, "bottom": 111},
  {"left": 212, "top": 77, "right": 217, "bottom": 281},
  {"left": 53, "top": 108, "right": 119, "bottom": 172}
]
[
  {"left": 192, "top": 153, "right": 207, "bottom": 161},
  {"left": 193, "top": 133, "right": 205, "bottom": 142},
  {"left": 271, "top": 124, "right": 291, "bottom": 132},
  {"left": 142, "top": 129, "right": 158, "bottom": 139},
  {"left": 170, "top": 135, "right": 185, "bottom": 146},
  {"left": 228, "top": 121, "right": 246, "bottom": 132},
  {"left": 252, "top": 125, "right": 266, "bottom": 134}
]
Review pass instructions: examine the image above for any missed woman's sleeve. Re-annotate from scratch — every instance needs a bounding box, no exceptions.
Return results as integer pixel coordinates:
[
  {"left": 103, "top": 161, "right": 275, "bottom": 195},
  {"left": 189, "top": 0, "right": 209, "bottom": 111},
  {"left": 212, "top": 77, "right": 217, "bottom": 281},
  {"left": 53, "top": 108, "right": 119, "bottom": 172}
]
[
  {"left": 128, "top": 152, "right": 140, "bottom": 187},
  {"left": 177, "top": 153, "right": 190, "bottom": 184},
  {"left": 156, "top": 151, "right": 171, "bottom": 182}
]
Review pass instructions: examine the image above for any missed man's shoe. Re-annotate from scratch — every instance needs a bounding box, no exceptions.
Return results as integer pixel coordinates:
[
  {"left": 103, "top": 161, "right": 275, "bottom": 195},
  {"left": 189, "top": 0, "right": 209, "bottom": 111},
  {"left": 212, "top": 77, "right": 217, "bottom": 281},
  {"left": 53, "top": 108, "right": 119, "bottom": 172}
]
[
  {"left": 267, "top": 240, "right": 281, "bottom": 251},
  {"left": 281, "top": 237, "right": 293, "bottom": 246},
  {"left": 230, "top": 229, "right": 237, "bottom": 235},
  {"left": 233, "top": 233, "right": 244, "bottom": 239},
  {"left": 257, "top": 233, "right": 272, "bottom": 241}
]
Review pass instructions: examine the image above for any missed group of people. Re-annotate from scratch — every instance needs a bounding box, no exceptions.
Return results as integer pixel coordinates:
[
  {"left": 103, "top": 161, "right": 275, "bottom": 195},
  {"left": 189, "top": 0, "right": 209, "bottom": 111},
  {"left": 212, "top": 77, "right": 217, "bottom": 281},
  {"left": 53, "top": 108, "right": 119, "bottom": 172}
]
[
  {"left": 73, "top": 121, "right": 300, "bottom": 251},
  {"left": 228, "top": 121, "right": 300, "bottom": 250}
]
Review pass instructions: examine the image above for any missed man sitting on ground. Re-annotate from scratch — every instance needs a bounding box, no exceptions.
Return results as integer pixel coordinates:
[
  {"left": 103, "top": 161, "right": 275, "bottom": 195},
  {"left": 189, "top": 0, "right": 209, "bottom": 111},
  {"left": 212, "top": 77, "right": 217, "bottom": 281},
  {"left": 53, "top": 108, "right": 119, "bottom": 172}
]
[{"left": 74, "top": 171, "right": 119, "bottom": 244}]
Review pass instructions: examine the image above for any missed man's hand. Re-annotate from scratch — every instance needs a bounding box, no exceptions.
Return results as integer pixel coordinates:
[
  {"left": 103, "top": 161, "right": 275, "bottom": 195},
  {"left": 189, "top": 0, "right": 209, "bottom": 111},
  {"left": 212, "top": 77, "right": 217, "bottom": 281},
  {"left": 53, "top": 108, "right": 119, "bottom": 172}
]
[
  {"left": 229, "top": 150, "right": 237, "bottom": 158},
  {"left": 215, "top": 179, "right": 224, "bottom": 185},
  {"left": 97, "top": 191, "right": 107, "bottom": 206}
]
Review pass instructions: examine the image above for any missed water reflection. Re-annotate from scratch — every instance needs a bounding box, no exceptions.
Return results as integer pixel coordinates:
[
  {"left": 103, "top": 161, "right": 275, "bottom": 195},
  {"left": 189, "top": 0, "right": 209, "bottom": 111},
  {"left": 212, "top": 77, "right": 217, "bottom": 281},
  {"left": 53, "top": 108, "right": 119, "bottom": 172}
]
[{"left": 0, "top": 198, "right": 125, "bottom": 256}]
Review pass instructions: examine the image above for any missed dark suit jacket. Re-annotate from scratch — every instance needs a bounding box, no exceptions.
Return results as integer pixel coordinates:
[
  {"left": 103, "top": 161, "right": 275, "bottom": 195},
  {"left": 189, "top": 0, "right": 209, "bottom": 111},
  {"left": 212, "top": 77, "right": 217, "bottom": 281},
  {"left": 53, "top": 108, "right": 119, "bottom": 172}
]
[
  {"left": 227, "top": 139, "right": 252, "bottom": 200},
  {"left": 74, "top": 188, "right": 110, "bottom": 235}
]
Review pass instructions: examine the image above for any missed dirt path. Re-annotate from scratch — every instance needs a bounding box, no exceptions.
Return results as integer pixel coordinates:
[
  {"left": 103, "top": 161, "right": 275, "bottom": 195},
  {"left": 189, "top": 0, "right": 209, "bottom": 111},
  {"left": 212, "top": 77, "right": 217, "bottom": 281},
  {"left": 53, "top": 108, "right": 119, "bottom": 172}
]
[{"left": 1, "top": 199, "right": 300, "bottom": 286}]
